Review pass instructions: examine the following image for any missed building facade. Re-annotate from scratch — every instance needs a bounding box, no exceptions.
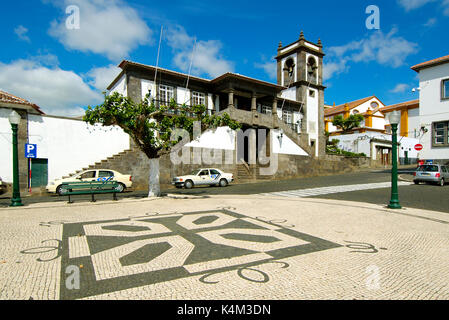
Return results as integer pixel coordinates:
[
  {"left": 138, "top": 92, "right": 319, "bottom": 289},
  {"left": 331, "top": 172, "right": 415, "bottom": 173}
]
[
  {"left": 411, "top": 55, "right": 449, "bottom": 164},
  {"left": 107, "top": 32, "right": 325, "bottom": 159}
]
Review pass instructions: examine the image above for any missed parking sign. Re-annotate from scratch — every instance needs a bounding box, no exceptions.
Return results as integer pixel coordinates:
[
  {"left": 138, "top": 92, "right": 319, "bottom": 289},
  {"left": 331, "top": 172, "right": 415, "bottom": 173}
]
[{"left": 25, "top": 144, "right": 37, "bottom": 158}]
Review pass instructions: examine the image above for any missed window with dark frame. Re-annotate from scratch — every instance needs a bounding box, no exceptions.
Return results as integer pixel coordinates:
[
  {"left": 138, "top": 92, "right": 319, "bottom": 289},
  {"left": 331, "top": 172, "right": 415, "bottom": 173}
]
[
  {"left": 432, "top": 121, "right": 449, "bottom": 147},
  {"left": 442, "top": 79, "right": 449, "bottom": 100}
]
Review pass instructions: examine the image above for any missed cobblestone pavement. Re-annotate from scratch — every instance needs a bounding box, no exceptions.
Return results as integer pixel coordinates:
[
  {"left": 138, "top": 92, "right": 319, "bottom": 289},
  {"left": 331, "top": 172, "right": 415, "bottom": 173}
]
[{"left": 0, "top": 194, "right": 448, "bottom": 300}]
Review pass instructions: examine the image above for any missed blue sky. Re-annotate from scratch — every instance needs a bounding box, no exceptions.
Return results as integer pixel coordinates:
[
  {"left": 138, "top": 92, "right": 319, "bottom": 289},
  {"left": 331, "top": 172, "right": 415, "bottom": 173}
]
[{"left": 0, "top": 0, "right": 448, "bottom": 115}]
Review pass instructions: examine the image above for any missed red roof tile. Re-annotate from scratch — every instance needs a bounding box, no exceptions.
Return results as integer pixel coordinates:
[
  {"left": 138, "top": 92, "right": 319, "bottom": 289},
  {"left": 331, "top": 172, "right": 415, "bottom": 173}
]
[
  {"left": 0, "top": 90, "right": 44, "bottom": 114},
  {"left": 411, "top": 55, "right": 449, "bottom": 72}
]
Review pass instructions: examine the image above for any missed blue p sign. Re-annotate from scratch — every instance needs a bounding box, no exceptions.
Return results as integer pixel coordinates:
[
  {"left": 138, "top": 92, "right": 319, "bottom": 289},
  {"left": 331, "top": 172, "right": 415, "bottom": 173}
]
[{"left": 25, "top": 144, "right": 37, "bottom": 158}]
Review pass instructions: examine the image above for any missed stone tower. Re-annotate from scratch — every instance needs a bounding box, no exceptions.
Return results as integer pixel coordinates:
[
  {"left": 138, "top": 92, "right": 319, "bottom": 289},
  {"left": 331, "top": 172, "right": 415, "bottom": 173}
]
[{"left": 275, "top": 31, "right": 326, "bottom": 157}]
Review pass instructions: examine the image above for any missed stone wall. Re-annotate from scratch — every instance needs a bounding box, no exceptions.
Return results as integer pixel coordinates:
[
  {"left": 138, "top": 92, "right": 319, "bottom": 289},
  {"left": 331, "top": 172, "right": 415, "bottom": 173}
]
[{"left": 85, "top": 146, "right": 379, "bottom": 191}]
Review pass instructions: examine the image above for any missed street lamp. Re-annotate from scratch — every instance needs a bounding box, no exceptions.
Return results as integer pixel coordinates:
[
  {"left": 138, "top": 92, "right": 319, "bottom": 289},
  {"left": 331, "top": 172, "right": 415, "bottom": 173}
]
[
  {"left": 388, "top": 110, "right": 401, "bottom": 209},
  {"left": 8, "top": 110, "right": 23, "bottom": 207}
]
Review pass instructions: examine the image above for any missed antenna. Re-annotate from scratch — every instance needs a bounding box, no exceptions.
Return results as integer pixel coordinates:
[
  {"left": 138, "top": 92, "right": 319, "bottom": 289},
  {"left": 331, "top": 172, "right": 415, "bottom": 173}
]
[
  {"left": 184, "top": 37, "right": 197, "bottom": 104},
  {"left": 153, "top": 26, "right": 163, "bottom": 86}
]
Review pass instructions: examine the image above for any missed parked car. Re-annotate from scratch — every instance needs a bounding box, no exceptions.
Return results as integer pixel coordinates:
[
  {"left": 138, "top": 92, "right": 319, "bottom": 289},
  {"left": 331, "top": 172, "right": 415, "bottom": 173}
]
[
  {"left": 413, "top": 164, "right": 449, "bottom": 186},
  {"left": 172, "top": 168, "right": 234, "bottom": 189},
  {"left": 46, "top": 169, "right": 132, "bottom": 195},
  {"left": 0, "top": 177, "right": 6, "bottom": 194}
]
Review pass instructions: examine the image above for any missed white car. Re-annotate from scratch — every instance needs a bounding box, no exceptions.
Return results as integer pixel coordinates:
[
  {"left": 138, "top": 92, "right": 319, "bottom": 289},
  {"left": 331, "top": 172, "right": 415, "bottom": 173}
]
[
  {"left": 172, "top": 168, "right": 234, "bottom": 189},
  {"left": 46, "top": 169, "right": 132, "bottom": 195}
]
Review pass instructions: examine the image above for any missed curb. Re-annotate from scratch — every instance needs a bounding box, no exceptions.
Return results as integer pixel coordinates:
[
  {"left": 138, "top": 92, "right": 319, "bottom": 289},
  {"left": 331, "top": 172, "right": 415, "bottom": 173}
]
[{"left": 398, "top": 174, "right": 414, "bottom": 183}]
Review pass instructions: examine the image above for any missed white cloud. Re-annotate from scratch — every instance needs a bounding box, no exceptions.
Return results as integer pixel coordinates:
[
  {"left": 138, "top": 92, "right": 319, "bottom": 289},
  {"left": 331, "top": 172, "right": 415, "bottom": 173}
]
[
  {"left": 423, "top": 17, "right": 437, "bottom": 27},
  {"left": 48, "top": 0, "right": 152, "bottom": 61},
  {"left": 443, "top": 0, "right": 449, "bottom": 15},
  {"left": 0, "top": 57, "right": 103, "bottom": 116},
  {"left": 390, "top": 83, "right": 409, "bottom": 93},
  {"left": 324, "top": 28, "right": 418, "bottom": 81},
  {"left": 397, "top": 0, "right": 436, "bottom": 11},
  {"left": 14, "top": 25, "right": 30, "bottom": 42},
  {"left": 86, "top": 65, "right": 121, "bottom": 91},
  {"left": 166, "top": 26, "right": 234, "bottom": 78},
  {"left": 254, "top": 60, "right": 277, "bottom": 80}
]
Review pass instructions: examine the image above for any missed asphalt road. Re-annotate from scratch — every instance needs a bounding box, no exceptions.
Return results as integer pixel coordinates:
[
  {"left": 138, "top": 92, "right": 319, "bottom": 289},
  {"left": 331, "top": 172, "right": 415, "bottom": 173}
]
[{"left": 1, "top": 169, "right": 448, "bottom": 213}]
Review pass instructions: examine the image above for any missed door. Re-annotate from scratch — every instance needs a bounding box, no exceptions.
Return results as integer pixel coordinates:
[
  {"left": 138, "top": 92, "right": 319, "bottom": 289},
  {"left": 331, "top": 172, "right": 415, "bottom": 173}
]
[
  {"left": 197, "top": 169, "right": 212, "bottom": 185},
  {"left": 30, "top": 158, "right": 48, "bottom": 188}
]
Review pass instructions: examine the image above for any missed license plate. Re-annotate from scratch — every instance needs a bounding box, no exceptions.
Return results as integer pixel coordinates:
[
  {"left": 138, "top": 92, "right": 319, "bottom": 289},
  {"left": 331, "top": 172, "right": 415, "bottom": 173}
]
[{"left": 420, "top": 173, "right": 430, "bottom": 176}]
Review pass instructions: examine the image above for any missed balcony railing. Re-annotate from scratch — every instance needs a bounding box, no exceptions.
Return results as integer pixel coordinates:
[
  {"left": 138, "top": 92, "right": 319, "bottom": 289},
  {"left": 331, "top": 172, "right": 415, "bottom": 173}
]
[{"left": 153, "top": 99, "right": 214, "bottom": 117}]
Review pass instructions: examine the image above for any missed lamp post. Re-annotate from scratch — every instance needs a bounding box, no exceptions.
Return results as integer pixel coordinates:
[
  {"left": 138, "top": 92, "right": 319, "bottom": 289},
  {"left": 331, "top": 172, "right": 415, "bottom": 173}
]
[
  {"left": 388, "top": 110, "right": 401, "bottom": 209},
  {"left": 9, "top": 110, "right": 23, "bottom": 207}
]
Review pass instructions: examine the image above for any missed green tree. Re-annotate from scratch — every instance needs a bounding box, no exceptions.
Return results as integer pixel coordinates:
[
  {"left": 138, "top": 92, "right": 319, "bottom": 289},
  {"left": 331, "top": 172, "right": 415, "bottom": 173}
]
[
  {"left": 83, "top": 92, "right": 241, "bottom": 197},
  {"left": 331, "top": 114, "right": 364, "bottom": 133}
]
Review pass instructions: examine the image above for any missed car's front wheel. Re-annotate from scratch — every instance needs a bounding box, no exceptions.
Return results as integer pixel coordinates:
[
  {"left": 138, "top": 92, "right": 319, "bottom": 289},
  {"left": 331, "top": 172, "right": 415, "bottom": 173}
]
[
  {"left": 56, "top": 185, "right": 64, "bottom": 195},
  {"left": 184, "top": 180, "right": 194, "bottom": 189}
]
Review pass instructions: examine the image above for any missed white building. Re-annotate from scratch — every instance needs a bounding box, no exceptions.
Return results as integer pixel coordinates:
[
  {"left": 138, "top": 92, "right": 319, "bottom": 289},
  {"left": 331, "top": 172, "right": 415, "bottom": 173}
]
[
  {"left": 325, "top": 96, "right": 419, "bottom": 164},
  {"left": 411, "top": 55, "right": 449, "bottom": 164},
  {"left": 0, "top": 90, "right": 130, "bottom": 189}
]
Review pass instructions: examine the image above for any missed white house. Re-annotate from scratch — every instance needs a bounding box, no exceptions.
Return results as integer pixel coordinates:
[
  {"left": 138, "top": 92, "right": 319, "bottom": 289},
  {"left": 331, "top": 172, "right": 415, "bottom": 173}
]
[{"left": 411, "top": 55, "right": 449, "bottom": 164}]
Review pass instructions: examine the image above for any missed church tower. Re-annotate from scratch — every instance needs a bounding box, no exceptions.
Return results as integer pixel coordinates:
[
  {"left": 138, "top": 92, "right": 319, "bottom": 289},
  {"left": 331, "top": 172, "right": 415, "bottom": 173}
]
[{"left": 275, "top": 31, "right": 326, "bottom": 157}]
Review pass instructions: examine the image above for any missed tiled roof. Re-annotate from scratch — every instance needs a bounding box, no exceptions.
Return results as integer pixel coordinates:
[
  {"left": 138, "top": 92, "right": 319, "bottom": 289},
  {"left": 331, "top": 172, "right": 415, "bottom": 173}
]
[
  {"left": 324, "top": 96, "right": 375, "bottom": 116},
  {"left": 411, "top": 55, "right": 449, "bottom": 72},
  {"left": 380, "top": 99, "right": 419, "bottom": 112},
  {"left": 0, "top": 90, "right": 44, "bottom": 114}
]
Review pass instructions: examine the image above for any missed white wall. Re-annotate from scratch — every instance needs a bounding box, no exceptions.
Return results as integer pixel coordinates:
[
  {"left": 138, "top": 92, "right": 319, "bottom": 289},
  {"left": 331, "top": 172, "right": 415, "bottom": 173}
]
[
  {"left": 417, "top": 63, "right": 449, "bottom": 160},
  {"left": 271, "top": 129, "right": 308, "bottom": 156},
  {"left": 306, "top": 88, "right": 319, "bottom": 156},
  {"left": 0, "top": 108, "right": 13, "bottom": 182},
  {"left": 141, "top": 79, "right": 156, "bottom": 100},
  {"left": 280, "top": 87, "right": 296, "bottom": 101},
  {"left": 408, "top": 108, "right": 421, "bottom": 138},
  {"left": 334, "top": 132, "right": 419, "bottom": 160},
  {"left": 186, "top": 126, "right": 235, "bottom": 150},
  {"left": 27, "top": 115, "right": 130, "bottom": 182},
  {"left": 109, "top": 74, "right": 127, "bottom": 95}
]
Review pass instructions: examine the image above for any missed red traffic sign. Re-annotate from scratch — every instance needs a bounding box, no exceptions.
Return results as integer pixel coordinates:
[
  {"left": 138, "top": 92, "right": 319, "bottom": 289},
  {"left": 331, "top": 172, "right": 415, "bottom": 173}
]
[{"left": 414, "top": 144, "right": 423, "bottom": 151}]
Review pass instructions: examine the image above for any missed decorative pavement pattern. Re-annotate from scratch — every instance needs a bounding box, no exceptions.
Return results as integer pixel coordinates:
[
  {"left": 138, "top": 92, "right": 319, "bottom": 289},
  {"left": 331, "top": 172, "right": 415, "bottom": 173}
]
[
  {"left": 1, "top": 195, "right": 449, "bottom": 300},
  {"left": 259, "top": 182, "right": 412, "bottom": 198},
  {"left": 60, "top": 209, "right": 341, "bottom": 299}
]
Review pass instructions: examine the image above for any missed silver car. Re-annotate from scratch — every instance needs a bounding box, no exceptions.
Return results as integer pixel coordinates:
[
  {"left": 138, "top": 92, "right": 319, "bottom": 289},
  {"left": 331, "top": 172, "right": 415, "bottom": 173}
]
[{"left": 413, "top": 164, "right": 449, "bottom": 186}]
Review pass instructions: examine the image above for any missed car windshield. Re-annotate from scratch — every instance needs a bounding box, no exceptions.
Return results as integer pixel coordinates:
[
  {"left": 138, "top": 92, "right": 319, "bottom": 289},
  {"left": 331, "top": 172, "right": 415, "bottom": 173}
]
[
  {"left": 190, "top": 169, "right": 201, "bottom": 175},
  {"left": 418, "top": 165, "right": 439, "bottom": 172}
]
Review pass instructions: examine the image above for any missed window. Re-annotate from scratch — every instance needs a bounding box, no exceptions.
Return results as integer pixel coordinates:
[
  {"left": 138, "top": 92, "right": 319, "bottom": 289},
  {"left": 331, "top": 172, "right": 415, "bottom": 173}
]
[
  {"left": 433, "top": 121, "right": 449, "bottom": 147},
  {"left": 370, "top": 102, "right": 379, "bottom": 109},
  {"left": 210, "top": 169, "right": 220, "bottom": 175},
  {"left": 99, "top": 171, "right": 114, "bottom": 178},
  {"left": 309, "top": 90, "right": 315, "bottom": 97},
  {"left": 192, "top": 91, "right": 206, "bottom": 106},
  {"left": 283, "top": 110, "right": 292, "bottom": 124},
  {"left": 79, "top": 171, "right": 96, "bottom": 179},
  {"left": 442, "top": 79, "right": 449, "bottom": 100},
  {"left": 159, "top": 85, "right": 174, "bottom": 104},
  {"left": 199, "top": 170, "right": 209, "bottom": 176},
  {"left": 261, "top": 105, "right": 272, "bottom": 115}
]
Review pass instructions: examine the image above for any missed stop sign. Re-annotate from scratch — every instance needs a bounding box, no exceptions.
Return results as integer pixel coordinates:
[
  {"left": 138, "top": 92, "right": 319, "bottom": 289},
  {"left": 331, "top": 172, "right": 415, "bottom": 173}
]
[{"left": 415, "top": 144, "right": 423, "bottom": 151}]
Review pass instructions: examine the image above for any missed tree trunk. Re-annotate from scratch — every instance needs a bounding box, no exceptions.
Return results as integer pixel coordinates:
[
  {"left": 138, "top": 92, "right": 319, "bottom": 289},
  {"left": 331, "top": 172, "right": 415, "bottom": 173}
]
[{"left": 148, "top": 158, "right": 161, "bottom": 197}]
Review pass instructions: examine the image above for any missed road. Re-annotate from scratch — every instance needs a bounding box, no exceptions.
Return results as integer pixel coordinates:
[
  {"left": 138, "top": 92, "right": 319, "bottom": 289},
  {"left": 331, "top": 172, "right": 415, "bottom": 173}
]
[{"left": 1, "top": 169, "right": 448, "bottom": 213}]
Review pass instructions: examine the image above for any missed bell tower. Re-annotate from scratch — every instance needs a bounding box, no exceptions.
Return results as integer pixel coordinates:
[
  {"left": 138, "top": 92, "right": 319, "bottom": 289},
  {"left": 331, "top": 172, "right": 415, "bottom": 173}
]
[{"left": 275, "top": 31, "right": 326, "bottom": 157}]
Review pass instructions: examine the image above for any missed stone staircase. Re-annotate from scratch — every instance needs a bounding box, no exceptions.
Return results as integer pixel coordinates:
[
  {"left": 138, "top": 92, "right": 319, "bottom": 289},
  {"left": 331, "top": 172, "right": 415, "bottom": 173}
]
[
  {"left": 62, "top": 149, "right": 136, "bottom": 179},
  {"left": 236, "top": 161, "right": 274, "bottom": 182}
]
